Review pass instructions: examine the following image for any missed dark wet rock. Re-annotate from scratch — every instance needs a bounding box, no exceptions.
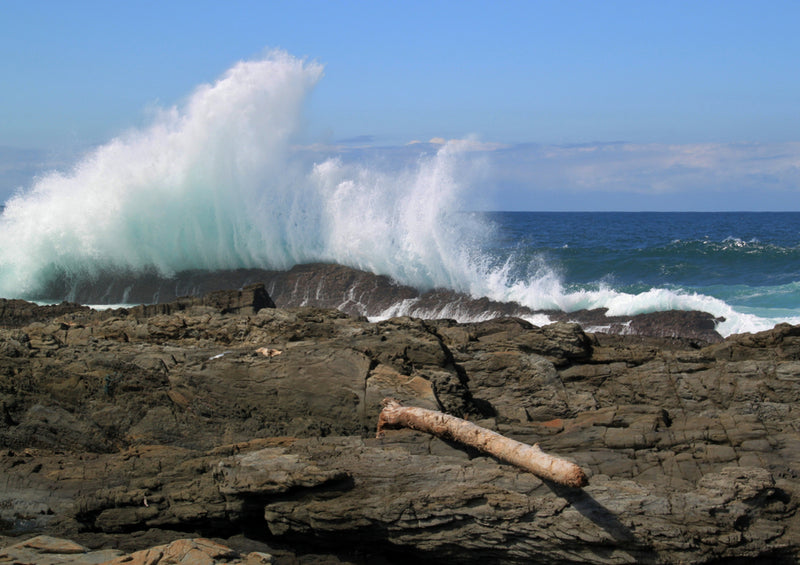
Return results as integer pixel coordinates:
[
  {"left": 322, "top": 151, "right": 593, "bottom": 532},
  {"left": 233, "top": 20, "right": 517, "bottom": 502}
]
[
  {"left": 28, "top": 263, "right": 724, "bottom": 342},
  {"left": 126, "top": 282, "right": 275, "bottom": 317},
  {"left": 0, "top": 291, "right": 797, "bottom": 563},
  {"left": 263, "top": 263, "right": 418, "bottom": 314},
  {"left": 545, "top": 307, "right": 725, "bottom": 344}
]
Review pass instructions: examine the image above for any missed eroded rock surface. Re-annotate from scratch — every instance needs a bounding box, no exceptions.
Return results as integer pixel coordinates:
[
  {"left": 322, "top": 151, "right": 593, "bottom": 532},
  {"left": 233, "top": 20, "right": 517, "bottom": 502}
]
[
  {"left": 0, "top": 535, "right": 271, "bottom": 565},
  {"left": 32, "top": 262, "right": 724, "bottom": 342},
  {"left": 0, "top": 293, "right": 798, "bottom": 563}
]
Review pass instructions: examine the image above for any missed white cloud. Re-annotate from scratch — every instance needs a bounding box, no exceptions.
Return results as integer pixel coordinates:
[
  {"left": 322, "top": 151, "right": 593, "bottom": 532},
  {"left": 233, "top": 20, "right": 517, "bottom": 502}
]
[
  {"left": 7, "top": 139, "right": 798, "bottom": 211},
  {"left": 492, "top": 141, "right": 800, "bottom": 196},
  {"left": 444, "top": 138, "right": 507, "bottom": 152}
]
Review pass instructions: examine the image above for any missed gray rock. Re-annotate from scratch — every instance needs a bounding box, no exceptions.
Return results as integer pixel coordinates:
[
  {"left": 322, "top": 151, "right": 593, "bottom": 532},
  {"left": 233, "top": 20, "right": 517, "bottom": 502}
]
[{"left": 0, "top": 293, "right": 798, "bottom": 563}]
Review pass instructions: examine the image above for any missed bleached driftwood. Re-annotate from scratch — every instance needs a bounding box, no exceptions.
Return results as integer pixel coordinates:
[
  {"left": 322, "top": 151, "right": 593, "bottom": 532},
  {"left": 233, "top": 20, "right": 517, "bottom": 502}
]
[{"left": 377, "top": 398, "right": 588, "bottom": 488}]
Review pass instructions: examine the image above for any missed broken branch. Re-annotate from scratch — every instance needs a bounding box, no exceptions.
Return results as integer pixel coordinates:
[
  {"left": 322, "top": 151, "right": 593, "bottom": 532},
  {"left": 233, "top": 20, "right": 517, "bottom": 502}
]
[{"left": 377, "top": 398, "right": 588, "bottom": 488}]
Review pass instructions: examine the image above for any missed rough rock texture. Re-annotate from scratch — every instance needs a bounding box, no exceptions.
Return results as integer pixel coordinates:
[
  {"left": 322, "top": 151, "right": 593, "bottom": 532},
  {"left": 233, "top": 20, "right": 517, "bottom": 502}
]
[
  {"left": 0, "top": 299, "right": 91, "bottom": 328},
  {"left": 31, "top": 263, "right": 724, "bottom": 342},
  {"left": 0, "top": 534, "right": 123, "bottom": 564},
  {"left": 0, "top": 291, "right": 798, "bottom": 563},
  {"left": 0, "top": 535, "right": 271, "bottom": 564},
  {"left": 103, "top": 538, "right": 273, "bottom": 565}
]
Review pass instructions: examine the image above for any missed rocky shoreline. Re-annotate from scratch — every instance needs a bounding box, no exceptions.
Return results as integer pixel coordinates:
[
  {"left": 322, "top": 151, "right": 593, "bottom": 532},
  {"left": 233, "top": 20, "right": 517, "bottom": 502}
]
[
  {"left": 1, "top": 284, "right": 798, "bottom": 563},
  {"left": 36, "top": 263, "right": 725, "bottom": 344}
]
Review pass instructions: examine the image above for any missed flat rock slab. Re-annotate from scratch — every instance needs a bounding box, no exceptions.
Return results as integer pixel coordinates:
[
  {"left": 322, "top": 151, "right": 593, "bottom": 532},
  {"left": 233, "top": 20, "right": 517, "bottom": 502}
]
[
  {"left": 0, "top": 293, "right": 798, "bottom": 563},
  {"left": 0, "top": 535, "right": 123, "bottom": 564},
  {"left": 0, "top": 536, "right": 272, "bottom": 565}
]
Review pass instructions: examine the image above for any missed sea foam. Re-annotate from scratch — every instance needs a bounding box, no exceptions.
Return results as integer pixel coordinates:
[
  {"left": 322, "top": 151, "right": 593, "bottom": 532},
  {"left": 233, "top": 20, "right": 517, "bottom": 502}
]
[
  {"left": 0, "top": 51, "right": 485, "bottom": 299},
  {"left": 1, "top": 51, "right": 796, "bottom": 338}
]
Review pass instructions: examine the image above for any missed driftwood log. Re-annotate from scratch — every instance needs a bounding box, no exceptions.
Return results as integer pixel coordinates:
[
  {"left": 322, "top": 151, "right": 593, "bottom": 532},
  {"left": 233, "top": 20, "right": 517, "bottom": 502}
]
[{"left": 377, "top": 398, "right": 588, "bottom": 488}]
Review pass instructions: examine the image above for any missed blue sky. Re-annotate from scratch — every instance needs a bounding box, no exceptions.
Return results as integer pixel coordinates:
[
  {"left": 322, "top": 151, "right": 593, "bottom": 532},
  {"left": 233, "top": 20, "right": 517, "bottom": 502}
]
[{"left": 1, "top": 0, "right": 799, "bottom": 210}]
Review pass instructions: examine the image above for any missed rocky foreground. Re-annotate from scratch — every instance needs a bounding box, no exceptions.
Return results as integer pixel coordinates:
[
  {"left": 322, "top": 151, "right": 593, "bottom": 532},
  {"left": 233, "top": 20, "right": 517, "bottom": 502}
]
[{"left": 0, "top": 285, "right": 798, "bottom": 563}]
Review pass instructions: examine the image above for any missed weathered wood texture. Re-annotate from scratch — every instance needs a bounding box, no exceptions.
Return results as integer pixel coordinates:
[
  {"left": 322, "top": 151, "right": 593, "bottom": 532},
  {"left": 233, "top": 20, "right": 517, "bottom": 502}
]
[{"left": 377, "top": 398, "right": 589, "bottom": 488}]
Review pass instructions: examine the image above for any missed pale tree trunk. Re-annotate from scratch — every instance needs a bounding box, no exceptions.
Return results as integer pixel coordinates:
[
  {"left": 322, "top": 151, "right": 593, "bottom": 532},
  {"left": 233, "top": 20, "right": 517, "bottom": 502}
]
[{"left": 377, "top": 398, "right": 588, "bottom": 488}]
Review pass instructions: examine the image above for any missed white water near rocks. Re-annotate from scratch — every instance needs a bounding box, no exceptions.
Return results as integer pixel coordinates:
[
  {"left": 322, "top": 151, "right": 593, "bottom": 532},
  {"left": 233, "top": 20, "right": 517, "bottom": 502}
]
[
  {"left": 0, "top": 52, "right": 484, "bottom": 295},
  {"left": 1, "top": 51, "right": 798, "bottom": 336}
]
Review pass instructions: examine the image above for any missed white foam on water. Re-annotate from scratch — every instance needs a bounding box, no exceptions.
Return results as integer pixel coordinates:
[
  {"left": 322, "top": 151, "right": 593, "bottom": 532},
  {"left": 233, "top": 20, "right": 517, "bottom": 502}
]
[
  {"left": 473, "top": 266, "right": 800, "bottom": 337},
  {"left": 1, "top": 50, "right": 796, "bottom": 337},
  {"left": 0, "top": 51, "right": 486, "bottom": 300}
]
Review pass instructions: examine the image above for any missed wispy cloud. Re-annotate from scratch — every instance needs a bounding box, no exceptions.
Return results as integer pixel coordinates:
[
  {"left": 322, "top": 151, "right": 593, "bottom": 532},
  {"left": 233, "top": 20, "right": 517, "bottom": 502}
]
[
  {"left": 492, "top": 141, "right": 800, "bottom": 196},
  {"left": 5, "top": 139, "right": 799, "bottom": 210},
  {"left": 285, "top": 138, "right": 800, "bottom": 210}
]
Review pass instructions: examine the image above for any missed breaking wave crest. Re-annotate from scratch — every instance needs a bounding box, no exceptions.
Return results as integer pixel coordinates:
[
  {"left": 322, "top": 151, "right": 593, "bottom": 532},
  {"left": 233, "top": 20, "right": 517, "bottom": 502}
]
[
  {"left": 0, "top": 51, "right": 797, "bottom": 338},
  {"left": 0, "top": 51, "right": 486, "bottom": 299}
]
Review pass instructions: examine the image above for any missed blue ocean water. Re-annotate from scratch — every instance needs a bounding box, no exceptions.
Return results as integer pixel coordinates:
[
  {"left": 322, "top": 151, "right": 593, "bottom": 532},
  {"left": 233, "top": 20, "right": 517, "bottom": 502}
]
[
  {"left": 0, "top": 52, "right": 797, "bottom": 337},
  {"left": 476, "top": 211, "right": 800, "bottom": 334}
]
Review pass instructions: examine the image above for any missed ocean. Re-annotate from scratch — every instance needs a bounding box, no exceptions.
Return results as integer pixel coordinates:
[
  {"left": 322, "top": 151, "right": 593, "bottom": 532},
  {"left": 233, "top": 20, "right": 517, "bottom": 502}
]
[
  {"left": 0, "top": 52, "right": 798, "bottom": 337},
  {"left": 477, "top": 211, "right": 800, "bottom": 336}
]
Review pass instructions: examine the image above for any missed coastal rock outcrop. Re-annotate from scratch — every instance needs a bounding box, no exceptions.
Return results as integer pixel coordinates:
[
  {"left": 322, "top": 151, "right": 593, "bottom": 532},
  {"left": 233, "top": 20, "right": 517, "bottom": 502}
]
[
  {"left": 30, "top": 262, "right": 724, "bottom": 342},
  {"left": 1, "top": 291, "right": 798, "bottom": 563}
]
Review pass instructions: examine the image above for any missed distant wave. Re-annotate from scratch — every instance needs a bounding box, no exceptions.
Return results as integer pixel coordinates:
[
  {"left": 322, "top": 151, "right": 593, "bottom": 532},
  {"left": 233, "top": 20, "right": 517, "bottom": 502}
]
[{"left": 665, "top": 238, "right": 800, "bottom": 259}]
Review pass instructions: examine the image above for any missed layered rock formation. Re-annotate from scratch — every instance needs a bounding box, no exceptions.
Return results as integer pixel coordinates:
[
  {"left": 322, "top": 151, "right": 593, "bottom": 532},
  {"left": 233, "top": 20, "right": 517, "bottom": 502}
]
[
  {"left": 0, "top": 287, "right": 798, "bottom": 563},
  {"left": 34, "top": 262, "right": 725, "bottom": 343}
]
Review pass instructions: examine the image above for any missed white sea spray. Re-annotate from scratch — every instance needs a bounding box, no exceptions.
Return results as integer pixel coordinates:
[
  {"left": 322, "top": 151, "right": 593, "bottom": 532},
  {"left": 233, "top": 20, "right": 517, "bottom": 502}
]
[
  {"left": 0, "top": 51, "right": 796, "bottom": 338},
  {"left": 0, "top": 51, "right": 486, "bottom": 298}
]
